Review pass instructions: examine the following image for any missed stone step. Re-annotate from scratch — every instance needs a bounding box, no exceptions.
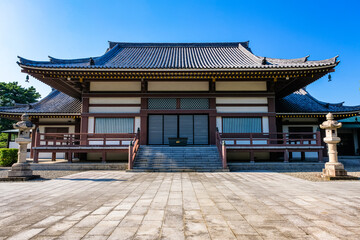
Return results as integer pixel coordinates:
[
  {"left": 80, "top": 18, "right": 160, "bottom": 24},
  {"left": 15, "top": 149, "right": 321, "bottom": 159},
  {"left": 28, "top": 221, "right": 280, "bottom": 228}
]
[
  {"left": 130, "top": 168, "right": 229, "bottom": 172},
  {"left": 133, "top": 145, "right": 224, "bottom": 172},
  {"left": 134, "top": 164, "right": 222, "bottom": 167}
]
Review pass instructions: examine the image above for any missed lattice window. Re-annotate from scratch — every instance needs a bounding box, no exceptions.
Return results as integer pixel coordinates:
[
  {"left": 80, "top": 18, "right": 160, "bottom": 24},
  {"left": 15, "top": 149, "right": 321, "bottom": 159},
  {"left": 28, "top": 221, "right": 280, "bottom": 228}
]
[
  {"left": 148, "top": 98, "right": 177, "bottom": 109},
  {"left": 180, "top": 98, "right": 209, "bottom": 109}
]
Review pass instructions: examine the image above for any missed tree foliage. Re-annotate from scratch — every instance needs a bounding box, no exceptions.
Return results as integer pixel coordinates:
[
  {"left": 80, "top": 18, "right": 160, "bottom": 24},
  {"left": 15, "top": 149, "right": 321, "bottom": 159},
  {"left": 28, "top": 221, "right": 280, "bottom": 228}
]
[
  {"left": 0, "top": 82, "right": 41, "bottom": 106},
  {"left": 0, "top": 82, "right": 41, "bottom": 132}
]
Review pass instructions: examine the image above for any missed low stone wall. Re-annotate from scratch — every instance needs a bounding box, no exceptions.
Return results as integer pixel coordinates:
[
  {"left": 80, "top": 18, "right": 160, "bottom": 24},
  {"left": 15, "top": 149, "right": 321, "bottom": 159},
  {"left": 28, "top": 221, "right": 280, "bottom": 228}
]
[
  {"left": 339, "top": 158, "right": 360, "bottom": 167},
  {"left": 228, "top": 162, "right": 325, "bottom": 172},
  {"left": 30, "top": 163, "right": 128, "bottom": 171}
]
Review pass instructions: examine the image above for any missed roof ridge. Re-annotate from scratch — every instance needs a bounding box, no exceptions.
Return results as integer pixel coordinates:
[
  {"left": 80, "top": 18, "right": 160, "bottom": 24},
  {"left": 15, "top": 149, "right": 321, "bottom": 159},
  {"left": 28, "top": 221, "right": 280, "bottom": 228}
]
[{"left": 108, "top": 42, "right": 248, "bottom": 49}]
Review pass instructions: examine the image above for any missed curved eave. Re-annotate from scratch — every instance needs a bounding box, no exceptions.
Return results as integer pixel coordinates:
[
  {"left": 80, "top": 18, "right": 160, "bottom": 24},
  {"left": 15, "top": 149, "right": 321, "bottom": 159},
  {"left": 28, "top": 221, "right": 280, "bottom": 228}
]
[
  {"left": 18, "top": 62, "right": 338, "bottom": 72},
  {"left": 277, "top": 111, "right": 360, "bottom": 115},
  {"left": 0, "top": 112, "right": 80, "bottom": 115}
]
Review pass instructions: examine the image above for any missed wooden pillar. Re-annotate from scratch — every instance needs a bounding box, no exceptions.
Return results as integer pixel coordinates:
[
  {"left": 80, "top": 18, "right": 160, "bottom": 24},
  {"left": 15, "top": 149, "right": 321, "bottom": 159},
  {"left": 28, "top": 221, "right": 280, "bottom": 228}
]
[
  {"left": 318, "top": 150, "right": 323, "bottom": 163},
  {"left": 74, "top": 118, "right": 81, "bottom": 159},
  {"left": 80, "top": 97, "right": 89, "bottom": 145},
  {"left": 284, "top": 150, "right": 289, "bottom": 162},
  {"left": 102, "top": 152, "right": 106, "bottom": 163},
  {"left": 268, "top": 97, "right": 277, "bottom": 160},
  {"left": 209, "top": 98, "right": 216, "bottom": 145},
  {"left": 30, "top": 118, "right": 38, "bottom": 158},
  {"left": 68, "top": 152, "right": 72, "bottom": 163},
  {"left": 140, "top": 98, "right": 148, "bottom": 145},
  {"left": 52, "top": 152, "right": 56, "bottom": 161},
  {"left": 6, "top": 133, "right": 10, "bottom": 148},
  {"left": 268, "top": 97, "right": 277, "bottom": 133},
  {"left": 33, "top": 150, "right": 39, "bottom": 163},
  {"left": 209, "top": 113, "right": 216, "bottom": 145},
  {"left": 80, "top": 116, "right": 88, "bottom": 144},
  {"left": 250, "top": 151, "right": 255, "bottom": 163},
  {"left": 33, "top": 128, "right": 40, "bottom": 163}
]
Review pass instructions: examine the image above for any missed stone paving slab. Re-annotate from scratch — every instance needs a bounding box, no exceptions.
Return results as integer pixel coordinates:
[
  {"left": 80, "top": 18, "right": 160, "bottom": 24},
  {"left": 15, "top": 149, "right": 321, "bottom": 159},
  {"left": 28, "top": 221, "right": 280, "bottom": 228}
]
[{"left": 0, "top": 171, "right": 360, "bottom": 239}]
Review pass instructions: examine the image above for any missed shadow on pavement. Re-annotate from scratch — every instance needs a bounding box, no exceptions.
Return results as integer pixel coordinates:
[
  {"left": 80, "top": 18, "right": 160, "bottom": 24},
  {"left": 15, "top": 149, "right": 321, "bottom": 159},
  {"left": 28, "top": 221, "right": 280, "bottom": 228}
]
[{"left": 56, "top": 178, "right": 127, "bottom": 182}]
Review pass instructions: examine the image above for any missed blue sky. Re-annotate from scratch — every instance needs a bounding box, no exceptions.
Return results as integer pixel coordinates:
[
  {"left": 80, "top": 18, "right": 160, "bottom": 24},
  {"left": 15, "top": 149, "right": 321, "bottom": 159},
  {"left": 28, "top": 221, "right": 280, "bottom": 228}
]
[{"left": 0, "top": 0, "right": 359, "bottom": 105}]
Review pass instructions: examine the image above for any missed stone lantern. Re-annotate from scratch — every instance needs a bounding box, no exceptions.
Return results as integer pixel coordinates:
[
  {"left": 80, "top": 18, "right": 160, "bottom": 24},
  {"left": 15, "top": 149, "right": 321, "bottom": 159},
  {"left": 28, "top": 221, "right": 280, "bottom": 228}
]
[
  {"left": 320, "top": 112, "right": 349, "bottom": 179},
  {"left": 6, "top": 113, "right": 39, "bottom": 180}
]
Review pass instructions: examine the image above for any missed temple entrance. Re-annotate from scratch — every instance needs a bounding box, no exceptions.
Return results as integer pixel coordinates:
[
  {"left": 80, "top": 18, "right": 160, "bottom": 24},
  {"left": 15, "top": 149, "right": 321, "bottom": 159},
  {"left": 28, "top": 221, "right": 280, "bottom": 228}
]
[{"left": 148, "top": 115, "right": 208, "bottom": 145}]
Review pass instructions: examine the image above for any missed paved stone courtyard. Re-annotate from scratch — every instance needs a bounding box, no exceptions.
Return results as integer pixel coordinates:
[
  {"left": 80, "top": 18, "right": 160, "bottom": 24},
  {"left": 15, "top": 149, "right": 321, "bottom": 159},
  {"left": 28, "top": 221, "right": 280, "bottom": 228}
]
[{"left": 0, "top": 172, "right": 360, "bottom": 240}]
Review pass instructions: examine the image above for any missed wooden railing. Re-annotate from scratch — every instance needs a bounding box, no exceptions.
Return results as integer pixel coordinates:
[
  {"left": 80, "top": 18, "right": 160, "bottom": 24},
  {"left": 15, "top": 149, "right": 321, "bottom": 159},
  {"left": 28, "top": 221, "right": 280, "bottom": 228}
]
[
  {"left": 220, "top": 132, "right": 321, "bottom": 147},
  {"left": 128, "top": 130, "right": 140, "bottom": 170},
  {"left": 217, "top": 131, "right": 323, "bottom": 163},
  {"left": 35, "top": 132, "right": 136, "bottom": 147},
  {"left": 216, "top": 130, "right": 227, "bottom": 169}
]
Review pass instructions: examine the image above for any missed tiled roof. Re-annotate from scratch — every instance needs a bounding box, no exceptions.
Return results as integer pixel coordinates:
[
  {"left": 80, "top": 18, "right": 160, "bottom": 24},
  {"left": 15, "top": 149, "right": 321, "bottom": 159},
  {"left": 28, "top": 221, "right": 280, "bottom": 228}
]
[
  {"left": 0, "top": 90, "right": 81, "bottom": 115},
  {"left": 276, "top": 88, "right": 360, "bottom": 113},
  {"left": 18, "top": 42, "right": 339, "bottom": 70}
]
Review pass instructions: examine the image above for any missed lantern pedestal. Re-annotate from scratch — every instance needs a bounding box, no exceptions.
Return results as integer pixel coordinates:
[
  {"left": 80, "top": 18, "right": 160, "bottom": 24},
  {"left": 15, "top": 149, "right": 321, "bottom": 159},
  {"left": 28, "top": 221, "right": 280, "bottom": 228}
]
[
  {"left": 322, "top": 162, "right": 348, "bottom": 180},
  {"left": 320, "top": 113, "right": 358, "bottom": 180}
]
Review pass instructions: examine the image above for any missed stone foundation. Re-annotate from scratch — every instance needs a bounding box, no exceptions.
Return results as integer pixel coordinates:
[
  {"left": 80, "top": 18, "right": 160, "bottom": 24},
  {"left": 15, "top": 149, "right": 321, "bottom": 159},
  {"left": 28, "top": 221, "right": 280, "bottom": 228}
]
[
  {"left": 7, "top": 163, "right": 33, "bottom": 177},
  {"left": 321, "top": 162, "right": 358, "bottom": 180}
]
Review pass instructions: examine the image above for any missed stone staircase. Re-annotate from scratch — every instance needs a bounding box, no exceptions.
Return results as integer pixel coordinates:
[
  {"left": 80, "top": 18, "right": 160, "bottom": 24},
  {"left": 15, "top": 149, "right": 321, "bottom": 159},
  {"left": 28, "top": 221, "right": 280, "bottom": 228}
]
[{"left": 132, "top": 146, "right": 228, "bottom": 172}]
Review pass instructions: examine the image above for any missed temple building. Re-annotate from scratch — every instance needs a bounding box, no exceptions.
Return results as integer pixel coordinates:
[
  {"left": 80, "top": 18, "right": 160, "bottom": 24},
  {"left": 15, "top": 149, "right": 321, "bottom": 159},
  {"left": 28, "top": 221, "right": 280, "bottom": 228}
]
[{"left": 1, "top": 42, "right": 359, "bottom": 170}]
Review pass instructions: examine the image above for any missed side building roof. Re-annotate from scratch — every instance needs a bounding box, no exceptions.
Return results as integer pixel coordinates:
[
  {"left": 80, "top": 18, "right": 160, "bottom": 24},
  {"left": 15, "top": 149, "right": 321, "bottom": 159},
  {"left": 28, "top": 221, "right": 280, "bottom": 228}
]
[
  {"left": 276, "top": 88, "right": 360, "bottom": 114},
  {"left": 0, "top": 89, "right": 81, "bottom": 118}
]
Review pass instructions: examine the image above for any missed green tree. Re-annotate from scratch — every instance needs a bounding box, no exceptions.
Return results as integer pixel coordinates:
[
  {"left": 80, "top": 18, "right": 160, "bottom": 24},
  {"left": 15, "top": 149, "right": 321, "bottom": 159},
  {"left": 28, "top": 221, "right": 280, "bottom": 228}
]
[
  {"left": 0, "top": 82, "right": 41, "bottom": 131},
  {"left": 0, "top": 82, "right": 41, "bottom": 106}
]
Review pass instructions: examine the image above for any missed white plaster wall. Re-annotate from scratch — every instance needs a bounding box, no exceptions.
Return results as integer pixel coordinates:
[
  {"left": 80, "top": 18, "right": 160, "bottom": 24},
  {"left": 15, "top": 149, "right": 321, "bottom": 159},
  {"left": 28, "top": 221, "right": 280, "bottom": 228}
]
[
  {"left": 88, "top": 117, "right": 95, "bottom": 133},
  {"left": 148, "top": 81, "right": 209, "bottom": 91},
  {"left": 216, "top": 97, "right": 267, "bottom": 104},
  {"left": 216, "top": 106, "right": 268, "bottom": 113},
  {"left": 135, "top": 117, "right": 141, "bottom": 132},
  {"left": 89, "top": 97, "right": 141, "bottom": 104},
  {"left": 216, "top": 117, "right": 222, "bottom": 133},
  {"left": 90, "top": 82, "right": 141, "bottom": 91},
  {"left": 89, "top": 107, "right": 141, "bottom": 113},
  {"left": 216, "top": 81, "right": 267, "bottom": 91},
  {"left": 262, "top": 117, "right": 269, "bottom": 133}
]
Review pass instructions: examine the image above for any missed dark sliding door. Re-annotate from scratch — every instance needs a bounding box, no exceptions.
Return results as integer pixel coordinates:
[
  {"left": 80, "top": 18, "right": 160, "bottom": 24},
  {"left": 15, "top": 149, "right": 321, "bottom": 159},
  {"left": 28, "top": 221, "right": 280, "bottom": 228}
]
[
  {"left": 148, "top": 115, "right": 163, "bottom": 144},
  {"left": 194, "top": 115, "right": 208, "bottom": 144},
  {"left": 164, "top": 115, "right": 178, "bottom": 144},
  {"left": 179, "top": 115, "right": 194, "bottom": 144},
  {"left": 148, "top": 115, "right": 208, "bottom": 145}
]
